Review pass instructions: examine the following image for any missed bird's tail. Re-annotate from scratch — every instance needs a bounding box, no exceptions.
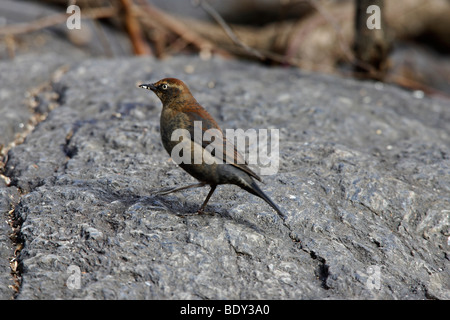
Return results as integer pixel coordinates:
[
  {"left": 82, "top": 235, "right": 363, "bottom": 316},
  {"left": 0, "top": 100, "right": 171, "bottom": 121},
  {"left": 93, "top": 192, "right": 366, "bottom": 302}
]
[{"left": 242, "top": 180, "right": 286, "bottom": 221}]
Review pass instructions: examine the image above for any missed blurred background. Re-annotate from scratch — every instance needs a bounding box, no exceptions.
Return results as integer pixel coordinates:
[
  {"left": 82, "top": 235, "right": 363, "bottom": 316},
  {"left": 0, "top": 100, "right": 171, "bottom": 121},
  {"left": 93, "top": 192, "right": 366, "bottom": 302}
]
[{"left": 1, "top": 0, "right": 449, "bottom": 97}]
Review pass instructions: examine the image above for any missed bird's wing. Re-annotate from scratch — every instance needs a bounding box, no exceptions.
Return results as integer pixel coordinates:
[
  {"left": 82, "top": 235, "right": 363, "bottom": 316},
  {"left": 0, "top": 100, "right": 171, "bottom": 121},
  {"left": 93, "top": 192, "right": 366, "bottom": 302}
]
[{"left": 184, "top": 107, "right": 262, "bottom": 182}]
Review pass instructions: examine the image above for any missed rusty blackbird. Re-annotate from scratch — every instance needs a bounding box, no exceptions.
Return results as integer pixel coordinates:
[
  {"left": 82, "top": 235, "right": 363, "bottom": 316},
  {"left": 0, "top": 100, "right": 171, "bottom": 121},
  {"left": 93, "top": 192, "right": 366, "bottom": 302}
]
[{"left": 139, "top": 78, "right": 285, "bottom": 220}]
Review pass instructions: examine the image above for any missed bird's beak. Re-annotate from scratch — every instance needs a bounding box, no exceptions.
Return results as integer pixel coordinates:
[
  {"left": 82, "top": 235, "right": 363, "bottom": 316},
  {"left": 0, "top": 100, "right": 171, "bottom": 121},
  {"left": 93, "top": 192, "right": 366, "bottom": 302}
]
[{"left": 139, "top": 83, "right": 157, "bottom": 91}]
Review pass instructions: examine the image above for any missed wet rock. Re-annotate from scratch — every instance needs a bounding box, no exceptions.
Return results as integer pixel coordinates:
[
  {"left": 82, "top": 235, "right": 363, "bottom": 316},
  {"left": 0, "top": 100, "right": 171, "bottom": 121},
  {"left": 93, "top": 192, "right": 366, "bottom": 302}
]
[{"left": 1, "top": 55, "right": 449, "bottom": 299}]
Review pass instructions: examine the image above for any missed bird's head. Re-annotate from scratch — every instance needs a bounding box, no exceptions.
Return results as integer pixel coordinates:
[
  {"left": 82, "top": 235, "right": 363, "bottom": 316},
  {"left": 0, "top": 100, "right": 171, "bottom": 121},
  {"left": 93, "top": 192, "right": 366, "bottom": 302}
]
[{"left": 139, "top": 78, "right": 191, "bottom": 105}]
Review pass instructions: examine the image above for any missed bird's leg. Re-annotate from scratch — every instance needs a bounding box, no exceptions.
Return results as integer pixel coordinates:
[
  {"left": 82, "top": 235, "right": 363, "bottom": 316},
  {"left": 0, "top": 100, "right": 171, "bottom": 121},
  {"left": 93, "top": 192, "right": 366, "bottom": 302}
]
[
  {"left": 197, "top": 185, "right": 217, "bottom": 214},
  {"left": 156, "top": 182, "right": 206, "bottom": 195}
]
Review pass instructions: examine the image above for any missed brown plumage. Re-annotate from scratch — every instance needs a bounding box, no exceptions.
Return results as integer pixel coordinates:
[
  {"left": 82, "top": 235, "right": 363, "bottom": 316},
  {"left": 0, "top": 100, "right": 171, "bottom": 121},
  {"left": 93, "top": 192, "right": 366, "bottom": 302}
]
[{"left": 139, "top": 78, "right": 285, "bottom": 220}]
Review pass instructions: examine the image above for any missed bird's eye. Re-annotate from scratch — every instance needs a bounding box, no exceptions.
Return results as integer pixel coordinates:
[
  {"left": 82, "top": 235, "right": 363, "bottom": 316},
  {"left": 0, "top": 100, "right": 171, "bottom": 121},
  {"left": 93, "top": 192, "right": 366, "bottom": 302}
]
[{"left": 161, "top": 84, "right": 168, "bottom": 90}]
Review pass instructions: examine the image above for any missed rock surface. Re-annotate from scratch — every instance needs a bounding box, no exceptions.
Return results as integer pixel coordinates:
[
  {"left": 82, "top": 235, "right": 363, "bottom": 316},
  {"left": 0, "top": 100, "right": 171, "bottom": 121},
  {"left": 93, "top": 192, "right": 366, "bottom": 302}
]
[{"left": 1, "top": 54, "right": 449, "bottom": 299}]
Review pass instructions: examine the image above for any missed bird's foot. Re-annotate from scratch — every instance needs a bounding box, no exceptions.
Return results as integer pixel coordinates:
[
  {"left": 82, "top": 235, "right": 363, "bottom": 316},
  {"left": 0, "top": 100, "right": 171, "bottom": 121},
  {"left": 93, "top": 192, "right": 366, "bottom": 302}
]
[{"left": 196, "top": 208, "right": 215, "bottom": 216}]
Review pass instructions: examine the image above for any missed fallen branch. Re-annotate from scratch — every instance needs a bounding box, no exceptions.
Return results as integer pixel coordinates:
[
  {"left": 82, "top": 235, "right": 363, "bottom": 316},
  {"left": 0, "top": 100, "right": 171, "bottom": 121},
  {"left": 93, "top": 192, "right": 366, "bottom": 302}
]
[
  {"left": 199, "top": 0, "right": 265, "bottom": 60},
  {"left": 2, "top": 0, "right": 449, "bottom": 96},
  {"left": 134, "top": 0, "right": 229, "bottom": 58},
  {"left": 0, "top": 6, "right": 117, "bottom": 36},
  {"left": 119, "top": 0, "right": 152, "bottom": 55}
]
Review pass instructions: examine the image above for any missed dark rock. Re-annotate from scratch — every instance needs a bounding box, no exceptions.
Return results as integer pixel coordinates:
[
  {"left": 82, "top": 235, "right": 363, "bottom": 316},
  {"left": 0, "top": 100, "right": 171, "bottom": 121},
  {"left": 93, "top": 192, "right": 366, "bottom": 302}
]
[
  {"left": 1, "top": 55, "right": 449, "bottom": 299},
  {"left": 0, "top": 181, "right": 20, "bottom": 299}
]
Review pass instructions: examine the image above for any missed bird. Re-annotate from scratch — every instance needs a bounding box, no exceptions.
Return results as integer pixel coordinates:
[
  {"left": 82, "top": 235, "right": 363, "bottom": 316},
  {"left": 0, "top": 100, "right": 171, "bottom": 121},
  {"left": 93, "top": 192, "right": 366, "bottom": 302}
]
[{"left": 139, "top": 78, "right": 285, "bottom": 220}]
